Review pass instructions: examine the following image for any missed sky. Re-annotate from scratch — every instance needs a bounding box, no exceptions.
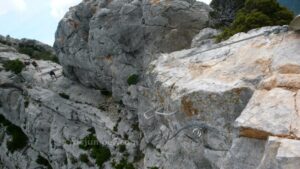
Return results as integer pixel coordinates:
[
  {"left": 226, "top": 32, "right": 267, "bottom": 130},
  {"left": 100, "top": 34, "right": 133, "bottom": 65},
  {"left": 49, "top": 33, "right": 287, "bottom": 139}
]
[{"left": 0, "top": 0, "right": 212, "bottom": 46}]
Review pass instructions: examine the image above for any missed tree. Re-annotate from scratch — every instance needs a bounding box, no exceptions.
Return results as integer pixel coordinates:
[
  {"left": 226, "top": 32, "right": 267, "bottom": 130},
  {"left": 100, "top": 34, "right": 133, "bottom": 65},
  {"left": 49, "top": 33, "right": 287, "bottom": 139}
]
[{"left": 216, "top": 0, "right": 294, "bottom": 41}]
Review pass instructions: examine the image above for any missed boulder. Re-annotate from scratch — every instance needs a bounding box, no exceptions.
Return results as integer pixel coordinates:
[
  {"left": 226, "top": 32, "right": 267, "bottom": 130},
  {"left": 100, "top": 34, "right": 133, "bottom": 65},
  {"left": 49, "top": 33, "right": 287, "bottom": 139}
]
[{"left": 54, "top": 0, "right": 211, "bottom": 99}]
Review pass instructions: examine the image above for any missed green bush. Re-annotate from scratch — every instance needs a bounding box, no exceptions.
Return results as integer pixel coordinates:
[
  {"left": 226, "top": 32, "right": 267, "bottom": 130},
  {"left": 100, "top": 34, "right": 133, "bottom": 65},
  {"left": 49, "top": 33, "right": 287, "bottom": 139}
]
[
  {"left": 18, "top": 45, "right": 58, "bottom": 63},
  {"left": 59, "top": 93, "right": 70, "bottom": 100},
  {"left": 148, "top": 167, "right": 159, "bottom": 169},
  {"left": 6, "top": 124, "right": 28, "bottom": 153},
  {"left": 79, "top": 154, "right": 90, "bottom": 164},
  {"left": 87, "top": 127, "right": 96, "bottom": 134},
  {"left": 3, "top": 59, "right": 25, "bottom": 74},
  {"left": 127, "top": 74, "right": 139, "bottom": 86},
  {"left": 0, "top": 114, "right": 10, "bottom": 126},
  {"left": 92, "top": 145, "right": 111, "bottom": 168},
  {"left": 0, "top": 114, "right": 28, "bottom": 153},
  {"left": 118, "top": 144, "right": 126, "bottom": 153},
  {"left": 113, "top": 158, "right": 135, "bottom": 169},
  {"left": 216, "top": 0, "right": 294, "bottom": 41},
  {"left": 79, "top": 134, "right": 98, "bottom": 150},
  {"left": 36, "top": 155, "right": 52, "bottom": 169},
  {"left": 79, "top": 133, "right": 111, "bottom": 168}
]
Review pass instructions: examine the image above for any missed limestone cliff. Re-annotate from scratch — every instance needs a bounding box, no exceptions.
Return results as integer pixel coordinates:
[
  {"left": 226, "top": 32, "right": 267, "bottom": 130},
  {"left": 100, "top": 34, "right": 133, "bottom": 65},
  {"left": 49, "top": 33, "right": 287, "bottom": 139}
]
[
  {"left": 54, "top": 0, "right": 211, "bottom": 100},
  {"left": 1, "top": 0, "right": 300, "bottom": 169}
]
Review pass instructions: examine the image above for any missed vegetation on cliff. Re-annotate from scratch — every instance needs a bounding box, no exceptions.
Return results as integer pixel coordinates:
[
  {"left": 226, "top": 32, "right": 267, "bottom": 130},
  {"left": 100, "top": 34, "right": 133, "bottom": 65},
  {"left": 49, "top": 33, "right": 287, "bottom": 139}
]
[
  {"left": 18, "top": 44, "right": 59, "bottom": 63},
  {"left": 36, "top": 155, "right": 53, "bottom": 169},
  {"left": 79, "top": 130, "right": 111, "bottom": 168},
  {"left": 0, "top": 114, "right": 28, "bottom": 153},
  {"left": 127, "top": 74, "right": 139, "bottom": 86},
  {"left": 3, "top": 59, "right": 25, "bottom": 74},
  {"left": 210, "top": 0, "right": 246, "bottom": 27},
  {"left": 216, "top": 0, "right": 294, "bottom": 41}
]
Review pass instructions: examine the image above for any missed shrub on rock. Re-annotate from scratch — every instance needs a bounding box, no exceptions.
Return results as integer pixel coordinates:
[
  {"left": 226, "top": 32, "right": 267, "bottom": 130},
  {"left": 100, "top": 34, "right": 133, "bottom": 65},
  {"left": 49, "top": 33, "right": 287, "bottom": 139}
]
[
  {"left": 112, "top": 158, "right": 135, "bottom": 169},
  {"left": 18, "top": 44, "right": 58, "bottom": 63},
  {"left": 216, "top": 0, "right": 294, "bottom": 41},
  {"left": 3, "top": 59, "right": 25, "bottom": 74},
  {"left": 36, "top": 155, "right": 52, "bottom": 169},
  {"left": 0, "top": 114, "right": 28, "bottom": 153},
  {"left": 79, "top": 154, "right": 90, "bottom": 164},
  {"left": 127, "top": 74, "right": 139, "bottom": 86},
  {"left": 79, "top": 133, "right": 111, "bottom": 168},
  {"left": 118, "top": 144, "right": 126, "bottom": 153}
]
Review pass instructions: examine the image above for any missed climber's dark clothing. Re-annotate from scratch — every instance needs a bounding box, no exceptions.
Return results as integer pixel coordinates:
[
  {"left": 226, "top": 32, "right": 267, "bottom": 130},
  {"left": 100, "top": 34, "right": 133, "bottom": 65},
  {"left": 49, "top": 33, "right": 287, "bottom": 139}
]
[
  {"left": 49, "top": 70, "right": 57, "bottom": 80},
  {"left": 31, "top": 61, "right": 41, "bottom": 72},
  {"left": 32, "top": 61, "right": 38, "bottom": 67}
]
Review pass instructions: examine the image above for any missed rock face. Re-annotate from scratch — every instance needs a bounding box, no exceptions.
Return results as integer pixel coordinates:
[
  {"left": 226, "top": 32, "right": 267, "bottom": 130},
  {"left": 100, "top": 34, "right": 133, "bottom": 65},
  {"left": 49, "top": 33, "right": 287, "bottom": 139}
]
[
  {"left": 0, "top": 40, "right": 141, "bottom": 169},
  {"left": 54, "top": 0, "right": 211, "bottom": 99},
  {"left": 1, "top": 0, "right": 300, "bottom": 169},
  {"left": 138, "top": 26, "right": 300, "bottom": 169},
  {"left": 209, "top": 0, "right": 245, "bottom": 27},
  {"left": 191, "top": 28, "right": 221, "bottom": 48}
]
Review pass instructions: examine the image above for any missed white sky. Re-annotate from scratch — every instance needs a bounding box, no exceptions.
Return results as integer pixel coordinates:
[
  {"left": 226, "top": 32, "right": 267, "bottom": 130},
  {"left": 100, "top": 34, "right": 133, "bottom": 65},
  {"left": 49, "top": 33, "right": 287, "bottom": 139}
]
[
  {"left": 0, "top": 0, "right": 212, "bottom": 45},
  {"left": 199, "top": 0, "right": 212, "bottom": 4}
]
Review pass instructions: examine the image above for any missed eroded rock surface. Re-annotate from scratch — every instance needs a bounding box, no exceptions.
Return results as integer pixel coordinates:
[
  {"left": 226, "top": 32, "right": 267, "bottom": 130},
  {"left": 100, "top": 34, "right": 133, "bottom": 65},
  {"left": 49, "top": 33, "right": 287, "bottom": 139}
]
[
  {"left": 141, "top": 27, "right": 300, "bottom": 169},
  {"left": 0, "top": 41, "right": 141, "bottom": 169},
  {"left": 1, "top": 0, "right": 300, "bottom": 169},
  {"left": 54, "top": 0, "right": 211, "bottom": 99}
]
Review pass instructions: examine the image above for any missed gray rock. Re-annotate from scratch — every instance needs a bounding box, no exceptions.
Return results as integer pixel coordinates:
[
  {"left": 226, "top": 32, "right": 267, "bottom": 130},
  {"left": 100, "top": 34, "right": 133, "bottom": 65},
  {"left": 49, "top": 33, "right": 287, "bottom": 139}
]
[
  {"left": 222, "top": 137, "right": 266, "bottom": 169},
  {"left": 0, "top": 42, "right": 140, "bottom": 169},
  {"left": 209, "top": 0, "right": 245, "bottom": 27},
  {"left": 257, "top": 137, "right": 300, "bottom": 169},
  {"left": 191, "top": 28, "right": 221, "bottom": 48},
  {"left": 54, "top": 0, "right": 211, "bottom": 100},
  {"left": 1, "top": 1, "right": 300, "bottom": 168}
]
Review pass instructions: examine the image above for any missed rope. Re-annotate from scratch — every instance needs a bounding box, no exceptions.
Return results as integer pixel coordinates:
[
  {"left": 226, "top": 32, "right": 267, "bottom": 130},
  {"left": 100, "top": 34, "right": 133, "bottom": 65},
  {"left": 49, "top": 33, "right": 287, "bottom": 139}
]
[
  {"left": 181, "top": 27, "right": 288, "bottom": 59},
  {"left": 167, "top": 122, "right": 226, "bottom": 141},
  {"left": 155, "top": 107, "right": 177, "bottom": 116},
  {"left": 143, "top": 107, "right": 157, "bottom": 119}
]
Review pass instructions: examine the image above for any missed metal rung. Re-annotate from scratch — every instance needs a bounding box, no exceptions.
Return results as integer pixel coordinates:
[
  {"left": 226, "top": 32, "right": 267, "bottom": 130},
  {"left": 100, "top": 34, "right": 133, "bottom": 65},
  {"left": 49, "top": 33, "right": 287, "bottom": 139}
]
[
  {"left": 155, "top": 107, "right": 177, "bottom": 116},
  {"left": 143, "top": 107, "right": 157, "bottom": 120},
  {"left": 144, "top": 107, "right": 177, "bottom": 119}
]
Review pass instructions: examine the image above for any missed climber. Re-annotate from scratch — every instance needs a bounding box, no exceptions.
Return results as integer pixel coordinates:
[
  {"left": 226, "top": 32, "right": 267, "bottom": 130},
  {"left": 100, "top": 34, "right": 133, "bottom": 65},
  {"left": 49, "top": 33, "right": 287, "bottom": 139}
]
[
  {"left": 49, "top": 70, "right": 57, "bottom": 80},
  {"left": 23, "top": 59, "right": 31, "bottom": 70},
  {"left": 32, "top": 61, "right": 41, "bottom": 72}
]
